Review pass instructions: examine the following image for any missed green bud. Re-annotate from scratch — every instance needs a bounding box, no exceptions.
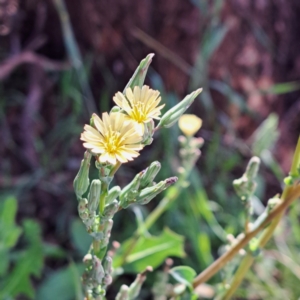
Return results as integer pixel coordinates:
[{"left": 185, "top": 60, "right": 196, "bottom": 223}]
[
  {"left": 78, "top": 198, "right": 88, "bottom": 213},
  {"left": 245, "top": 156, "right": 260, "bottom": 180},
  {"left": 142, "top": 120, "right": 155, "bottom": 145},
  {"left": 136, "top": 177, "right": 178, "bottom": 205},
  {"left": 103, "top": 219, "right": 113, "bottom": 237},
  {"left": 128, "top": 267, "right": 152, "bottom": 299},
  {"left": 157, "top": 88, "right": 202, "bottom": 128},
  {"left": 119, "top": 172, "right": 143, "bottom": 203},
  {"left": 283, "top": 175, "right": 294, "bottom": 186},
  {"left": 78, "top": 199, "right": 90, "bottom": 221},
  {"left": 103, "top": 274, "right": 112, "bottom": 286},
  {"left": 140, "top": 161, "right": 161, "bottom": 189},
  {"left": 123, "top": 53, "right": 154, "bottom": 92},
  {"left": 103, "top": 200, "right": 119, "bottom": 219},
  {"left": 249, "top": 238, "right": 260, "bottom": 257},
  {"left": 88, "top": 179, "right": 101, "bottom": 212},
  {"left": 92, "top": 256, "right": 105, "bottom": 286},
  {"left": 101, "top": 219, "right": 113, "bottom": 248},
  {"left": 110, "top": 106, "right": 121, "bottom": 113},
  {"left": 233, "top": 157, "right": 260, "bottom": 201},
  {"left": 116, "top": 285, "right": 129, "bottom": 300},
  {"left": 267, "top": 196, "right": 281, "bottom": 213},
  {"left": 103, "top": 256, "right": 113, "bottom": 275},
  {"left": 73, "top": 151, "right": 91, "bottom": 199},
  {"left": 106, "top": 186, "right": 121, "bottom": 204}
]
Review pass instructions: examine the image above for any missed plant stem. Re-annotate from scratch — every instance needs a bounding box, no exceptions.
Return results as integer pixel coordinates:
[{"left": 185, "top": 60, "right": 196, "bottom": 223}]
[
  {"left": 192, "top": 184, "right": 300, "bottom": 288},
  {"left": 220, "top": 136, "right": 300, "bottom": 299},
  {"left": 99, "top": 182, "right": 108, "bottom": 215},
  {"left": 193, "top": 135, "right": 300, "bottom": 290},
  {"left": 290, "top": 136, "right": 300, "bottom": 177}
]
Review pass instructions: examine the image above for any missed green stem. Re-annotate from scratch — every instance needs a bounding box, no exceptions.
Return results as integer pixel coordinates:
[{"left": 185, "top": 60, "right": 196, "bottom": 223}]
[
  {"left": 99, "top": 182, "right": 108, "bottom": 215},
  {"left": 222, "top": 255, "right": 255, "bottom": 300},
  {"left": 193, "top": 184, "right": 300, "bottom": 289},
  {"left": 220, "top": 137, "right": 300, "bottom": 299},
  {"left": 290, "top": 136, "right": 300, "bottom": 177},
  {"left": 195, "top": 137, "right": 300, "bottom": 297}
]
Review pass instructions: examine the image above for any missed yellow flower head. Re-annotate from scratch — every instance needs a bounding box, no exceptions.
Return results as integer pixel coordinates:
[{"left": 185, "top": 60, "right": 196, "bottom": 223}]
[
  {"left": 113, "top": 85, "right": 165, "bottom": 135},
  {"left": 80, "top": 112, "right": 143, "bottom": 165},
  {"left": 178, "top": 114, "right": 202, "bottom": 136}
]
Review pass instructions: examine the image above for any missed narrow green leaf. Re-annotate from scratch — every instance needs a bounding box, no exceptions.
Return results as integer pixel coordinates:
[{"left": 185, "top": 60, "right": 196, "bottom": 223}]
[{"left": 261, "top": 81, "right": 300, "bottom": 95}]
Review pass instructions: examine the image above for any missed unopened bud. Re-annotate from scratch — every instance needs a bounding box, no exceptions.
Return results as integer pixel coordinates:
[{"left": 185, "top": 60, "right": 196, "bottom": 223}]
[
  {"left": 103, "top": 200, "right": 119, "bottom": 219},
  {"left": 116, "top": 285, "right": 129, "bottom": 300},
  {"left": 120, "top": 172, "right": 143, "bottom": 204},
  {"left": 157, "top": 89, "right": 202, "bottom": 128},
  {"left": 142, "top": 120, "right": 155, "bottom": 145},
  {"left": 267, "top": 196, "right": 281, "bottom": 212},
  {"left": 136, "top": 177, "right": 178, "bottom": 205},
  {"left": 140, "top": 161, "right": 161, "bottom": 189},
  {"left": 128, "top": 267, "right": 152, "bottom": 299},
  {"left": 88, "top": 179, "right": 101, "bottom": 212},
  {"left": 106, "top": 186, "right": 121, "bottom": 204},
  {"left": 73, "top": 151, "right": 91, "bottom": 199},
  {"left": 178, "top": 114, "right": 202, "bottom": 136},
  {"left": 245, "top": 157, "right": 260, "bottom": 180},
  {"left": 103, "top": 274, "right": 112, "bottom": 286},
  {"left": 78, "top": 198, "right": 88, "bottom": 213},
  {"left": 110, "top": 106, "right": 121, "bottom": 113},
  {"left": 92, "top": 256, "right": 105, "bottom": 286},
  {"left": 123, "top": 53, "right": 154, "bottom": 92},
  {"left": 101, "top": 219, "right": 113, "bottom": 248},
  {"left": 103, "top": 256, "right": 113, "bottom": 275}
]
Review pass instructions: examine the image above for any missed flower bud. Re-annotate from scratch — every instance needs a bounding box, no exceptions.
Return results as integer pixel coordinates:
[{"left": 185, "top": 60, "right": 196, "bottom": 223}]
[
  {"left": 106, "top": 186, "right": 121, "bottom": 204},
  {"left": 128, "top": 267, "right": 152, "bottom": 299},
  {"left": 267, "top": 196, "right": 281, "bottom": 213},
  {"left": 142, "top": 120, "right": 155, "bottom": 145},
  {"left": 110, "top": 106, "right": 121, "bottom": 113},
  {"left": 88, "top": 179, "right": 101, "bottom": 213},
  {"left": 115, "top": 284, "right": 129, "bottom": 300},
  {"left": 157, "top": 89, "right": 202, "bottom": 128},
  {"left": 123, "top": 53, "right": 154, "bottom": 92},
  {"left": 119, "top": 172, "right": 143, "bottom": 203},
  {"left": 245, "top": 156, "right": 260, "bottom": 180},
  {"left": 78, "top": 198, "right": 88, "bottom": 213},
  {"left": 103, "top": 200, "right": 119, "bottom": 219},
  {"left": 233, "top": 157, "right": 260, "bottom": 201},
  {"left": 103, "top": 255, "right": 113, "bottom": 275},
  {"left": 136, "top": 177, "right": 178, "bottom": 205},
  {"left": 103, "top": 219, "right": 113, "bottom": 238},
  {"left": 178, "top": 114, "right": 202, "bottom": 136},
  {"left": 140, "top": 161, "right": 161, "bottom": 189},
  {"left": 92, "top": 256, "right": 105, "bottom": 286},
  {"left": 73, "top": 151, "right": 91, "bottom": 199}
]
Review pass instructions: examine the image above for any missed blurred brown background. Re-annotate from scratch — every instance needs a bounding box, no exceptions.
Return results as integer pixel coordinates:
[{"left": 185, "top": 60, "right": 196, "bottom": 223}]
[{"left": 1, "top": 0, "right": 300, "bottom": 298}]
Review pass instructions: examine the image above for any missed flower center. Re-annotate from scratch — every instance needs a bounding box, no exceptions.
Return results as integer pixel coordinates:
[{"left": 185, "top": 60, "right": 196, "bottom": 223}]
[
  {"left": 105, "top": 131, "right": 122, "bottom": 153},
  {"left": 131, "top": 103, "right": 147, "bottom": 123}
]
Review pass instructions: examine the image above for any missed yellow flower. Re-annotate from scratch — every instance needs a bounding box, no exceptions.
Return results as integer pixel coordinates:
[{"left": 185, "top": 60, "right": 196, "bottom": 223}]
[
  {"left": 113, "top": 85, "right": 165, "bottom": 134},
  {"left": 80, "top": 112, "right": 143, "bottom": 165},
  {"left": 178, "top": 114, "right": 202, "bottom": 136}
]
